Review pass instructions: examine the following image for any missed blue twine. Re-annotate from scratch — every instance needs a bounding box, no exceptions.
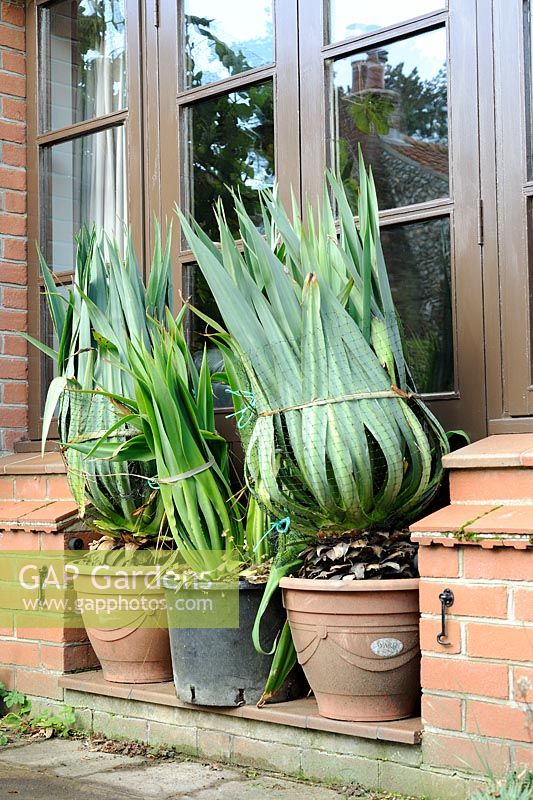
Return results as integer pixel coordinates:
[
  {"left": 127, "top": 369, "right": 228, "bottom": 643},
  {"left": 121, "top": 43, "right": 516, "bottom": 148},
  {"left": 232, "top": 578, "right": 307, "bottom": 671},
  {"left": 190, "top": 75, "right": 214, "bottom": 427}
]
[
  {"left": 253, "top": 516, "right": 291, "bottom": 552},
  {"left": 225, "top": 388, "right": 256, "bottom": 429}
]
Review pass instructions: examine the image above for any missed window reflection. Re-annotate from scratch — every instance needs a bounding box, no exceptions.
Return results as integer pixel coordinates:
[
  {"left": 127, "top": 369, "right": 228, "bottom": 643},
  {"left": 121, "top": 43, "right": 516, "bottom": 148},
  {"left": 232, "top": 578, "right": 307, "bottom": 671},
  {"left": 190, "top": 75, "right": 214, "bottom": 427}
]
[
  {"left": 381, "top": 217, "right": 454, "bottom": 393},
  {"left": 187, "top": 81, "right": 275, "bottom": 241},
  {"left": 44, "top": 126, "right": 127, "bottom": 272},
  {"left": 329, "top": 0, "right": 444, "bottom": 43},
  {"left": 331, "top": 28, "right": 448, "bottom": 211},
  {"left": 184, "top": 0, "right": 273, "bottom": 89},
  {"left": 44, "top": 0, "right": 127, "bottom": 131}
]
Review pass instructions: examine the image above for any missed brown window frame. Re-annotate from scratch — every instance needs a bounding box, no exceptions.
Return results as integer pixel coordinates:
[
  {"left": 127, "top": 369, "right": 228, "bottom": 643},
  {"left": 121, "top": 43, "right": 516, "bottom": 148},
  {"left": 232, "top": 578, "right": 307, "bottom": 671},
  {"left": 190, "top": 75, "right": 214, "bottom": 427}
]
[{"left": 26, "top": 0, "right": 145, "bottom": 441}]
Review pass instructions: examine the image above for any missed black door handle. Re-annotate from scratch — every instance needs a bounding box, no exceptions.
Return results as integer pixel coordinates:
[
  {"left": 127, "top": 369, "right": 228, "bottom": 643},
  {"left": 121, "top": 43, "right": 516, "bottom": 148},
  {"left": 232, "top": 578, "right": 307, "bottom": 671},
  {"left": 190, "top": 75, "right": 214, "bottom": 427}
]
[{"left": 437, "top": 588, "right": 454, "bottom": 646}]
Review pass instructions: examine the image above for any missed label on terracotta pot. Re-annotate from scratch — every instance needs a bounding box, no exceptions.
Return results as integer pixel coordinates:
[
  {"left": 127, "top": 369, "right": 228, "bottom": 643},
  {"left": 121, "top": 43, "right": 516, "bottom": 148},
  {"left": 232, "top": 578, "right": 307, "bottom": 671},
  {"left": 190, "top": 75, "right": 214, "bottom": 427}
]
[{"left": 370, "top": 637, "right": 404, "bottom": 657}]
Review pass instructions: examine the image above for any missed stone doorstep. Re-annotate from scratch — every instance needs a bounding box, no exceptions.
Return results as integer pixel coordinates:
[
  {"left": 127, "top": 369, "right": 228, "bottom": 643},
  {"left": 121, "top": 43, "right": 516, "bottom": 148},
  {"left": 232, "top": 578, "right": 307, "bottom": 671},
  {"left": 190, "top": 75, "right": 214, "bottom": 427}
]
[
  {"left": 0, "top": 452, "right": 66, "bottom": 475},
  {"left": 59, "top": 670, "right": 422, "bottom": 746},
  {"left": 0, "top": 500, "right": 78, "bottom": 532},
  {"left": 442, "top": 433, "right": 533, "bottom": 469},
  {"left": 410, "top": 502, "right": 533, "bottom": 539}
]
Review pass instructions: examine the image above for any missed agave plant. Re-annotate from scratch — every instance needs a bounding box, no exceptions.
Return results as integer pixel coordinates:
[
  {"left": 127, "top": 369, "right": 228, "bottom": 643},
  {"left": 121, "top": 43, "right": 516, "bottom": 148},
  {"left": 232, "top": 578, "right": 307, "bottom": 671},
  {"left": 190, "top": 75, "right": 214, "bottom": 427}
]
[
  {"left": 178, "top": 151, "right": 451, "bottom": 699},
  {"left": 25, "top": 226, "right": 173, "bottom": 546},
  {"left": 179, "top": 152, "right": 449, "bottom": 540}
]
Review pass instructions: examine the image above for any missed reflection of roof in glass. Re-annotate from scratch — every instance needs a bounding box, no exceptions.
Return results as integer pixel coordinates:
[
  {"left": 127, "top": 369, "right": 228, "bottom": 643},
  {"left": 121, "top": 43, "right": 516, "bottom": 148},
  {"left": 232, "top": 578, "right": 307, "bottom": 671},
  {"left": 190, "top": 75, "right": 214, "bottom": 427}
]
[{"left": 386, "top": 137, "right": 449, "bottom": 176}]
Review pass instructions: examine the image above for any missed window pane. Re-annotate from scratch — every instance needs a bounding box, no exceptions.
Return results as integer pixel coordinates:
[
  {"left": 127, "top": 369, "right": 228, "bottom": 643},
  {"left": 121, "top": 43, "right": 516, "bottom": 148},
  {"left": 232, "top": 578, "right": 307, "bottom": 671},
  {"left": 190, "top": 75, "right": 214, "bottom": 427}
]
[
  {"left": 183, "top": 0, "right": 273, "bottom": 90},
  {"left": 331, "top": 28, "right": 448, "bottom": 211},
  {"left": 329, "top": 0, "right": 444, "bottom": 43},
  {"left": 186, "top": 81, "right": 275, "bottom": 241},
  {"left": 183, "top": 265, "right": 229, "bottom": 408},
  {"left": 42, "top": 0, "right": 127, "bottom": 131},
  {"left": 43, "top": 126, "right": 127, "bottom": 273},
  {"left": 381, "top": 216, "right": 453, "bottom": 393}
]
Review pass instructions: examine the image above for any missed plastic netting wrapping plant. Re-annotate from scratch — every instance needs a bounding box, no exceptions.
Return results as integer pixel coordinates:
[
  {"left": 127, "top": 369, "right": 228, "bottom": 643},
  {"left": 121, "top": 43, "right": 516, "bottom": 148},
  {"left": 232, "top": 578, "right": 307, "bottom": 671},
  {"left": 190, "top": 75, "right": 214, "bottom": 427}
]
[{"left": 179, "top": 153, "right": 450, "bottom": 544}]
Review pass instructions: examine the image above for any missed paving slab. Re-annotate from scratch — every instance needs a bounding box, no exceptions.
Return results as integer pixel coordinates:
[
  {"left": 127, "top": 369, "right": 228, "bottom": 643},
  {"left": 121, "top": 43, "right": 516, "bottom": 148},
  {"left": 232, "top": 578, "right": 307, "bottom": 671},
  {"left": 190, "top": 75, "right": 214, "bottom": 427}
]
[
  {"left": 86, "top": 759, "right": 240, "bottom": 798},
  {"left": 179, "top": 776, "right": 349, "bottom": 800},
  {"left": 0, "top": 761, "right": 133, "bottom": 800},
  {"left": 0, "top": 736, "right": 146, "bottom": 776}
]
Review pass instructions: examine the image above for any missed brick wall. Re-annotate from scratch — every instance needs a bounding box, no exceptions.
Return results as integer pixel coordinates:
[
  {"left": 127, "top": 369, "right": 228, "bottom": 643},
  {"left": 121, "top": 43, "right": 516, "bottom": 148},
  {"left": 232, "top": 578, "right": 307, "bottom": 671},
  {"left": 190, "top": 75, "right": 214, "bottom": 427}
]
[
  {"left": 417, "top": 541, "right": 533, "bottom": 775},
  {"left": 0, "top": 0, "right": 27, "bottom": 455}
]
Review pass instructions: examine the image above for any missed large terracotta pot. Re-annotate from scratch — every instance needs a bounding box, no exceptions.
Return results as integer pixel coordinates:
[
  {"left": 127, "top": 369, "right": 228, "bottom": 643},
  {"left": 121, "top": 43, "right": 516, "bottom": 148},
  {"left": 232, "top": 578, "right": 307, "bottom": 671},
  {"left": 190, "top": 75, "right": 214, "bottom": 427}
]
[
  {"left": 280, "top": 577, "right": 420, "bottom": 722},
  {"left": 73, "top": 565, "right": 172, "bottom": 684}
]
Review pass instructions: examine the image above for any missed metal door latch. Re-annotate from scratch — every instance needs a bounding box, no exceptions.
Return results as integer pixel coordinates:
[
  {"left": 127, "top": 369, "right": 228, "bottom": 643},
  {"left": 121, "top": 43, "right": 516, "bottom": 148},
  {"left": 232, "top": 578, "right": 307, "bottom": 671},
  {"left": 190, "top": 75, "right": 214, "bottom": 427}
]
[{"left": 437, "top": 588, "right": 454, "bottom": 646}]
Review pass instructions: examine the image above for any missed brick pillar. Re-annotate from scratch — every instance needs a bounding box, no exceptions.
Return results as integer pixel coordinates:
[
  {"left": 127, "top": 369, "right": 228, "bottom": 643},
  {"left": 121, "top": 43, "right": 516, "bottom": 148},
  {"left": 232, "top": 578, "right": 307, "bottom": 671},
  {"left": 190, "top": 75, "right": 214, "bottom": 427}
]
[
  {"left": 0, "top": 0, "right": 28, "bottom": 455},
  {"left": 0, "top": 501, "right": 98, "bottom": 701},
  {"left": 414, "top": 540, "right": 533, "bottom": 775}
]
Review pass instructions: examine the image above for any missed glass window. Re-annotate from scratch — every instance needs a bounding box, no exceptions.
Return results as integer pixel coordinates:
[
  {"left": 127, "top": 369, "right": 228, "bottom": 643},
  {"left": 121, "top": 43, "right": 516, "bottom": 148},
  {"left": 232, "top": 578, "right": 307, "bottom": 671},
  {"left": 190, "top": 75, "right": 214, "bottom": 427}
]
[
  {"left": 42, "top": 126, "right": 127, "bottom": 272},
  {"left": 186, "top": 81, "right": 275, "bottom": 240},
  {"left": 331, "top": 28, "right": 448, "bottom": 211},
  {"left": 381, "top": 216, "right": 453, "bottom": 393},
  {"left": 329, "top": 0, "right": 444, "bottom": 43},
  {"left": 43, "top": 0, "right": 127, "bottom": 131},
  {"left": 183, "top": 0, "right": 274, "bottom": 90}
]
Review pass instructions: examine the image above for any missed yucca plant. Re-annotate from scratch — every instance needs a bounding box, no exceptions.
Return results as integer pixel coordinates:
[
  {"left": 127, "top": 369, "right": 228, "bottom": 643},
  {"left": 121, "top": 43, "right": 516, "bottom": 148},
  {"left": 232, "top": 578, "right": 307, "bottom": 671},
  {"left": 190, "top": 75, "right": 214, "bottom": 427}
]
[
  {"left": 25, "top": 226, "right": 173, "bottom": 547},
  {"left": 178, "top": 151, "right": 451, "bottom": 698}
]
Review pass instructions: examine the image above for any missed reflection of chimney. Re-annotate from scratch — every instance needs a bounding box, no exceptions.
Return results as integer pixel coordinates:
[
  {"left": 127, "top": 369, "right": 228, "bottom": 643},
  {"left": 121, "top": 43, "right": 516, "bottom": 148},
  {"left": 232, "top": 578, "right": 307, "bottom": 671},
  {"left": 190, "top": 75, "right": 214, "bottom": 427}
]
[{"left": 351, "top": 49, "right": 388, "bottom": 94}]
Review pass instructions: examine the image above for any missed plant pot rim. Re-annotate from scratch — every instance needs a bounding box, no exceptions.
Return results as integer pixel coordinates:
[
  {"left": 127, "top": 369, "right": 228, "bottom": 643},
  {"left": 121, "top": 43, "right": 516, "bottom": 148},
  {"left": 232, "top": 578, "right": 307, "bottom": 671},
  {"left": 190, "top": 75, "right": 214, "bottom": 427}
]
[{"left": 280, "top": 576, "right": 419, "bottom": 592}]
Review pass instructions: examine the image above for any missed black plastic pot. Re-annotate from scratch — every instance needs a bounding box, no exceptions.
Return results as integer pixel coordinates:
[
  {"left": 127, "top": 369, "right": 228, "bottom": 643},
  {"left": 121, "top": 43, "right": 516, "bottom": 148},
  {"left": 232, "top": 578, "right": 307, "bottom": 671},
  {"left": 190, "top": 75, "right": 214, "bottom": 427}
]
[{"left": 164, "top": 579, "right": 299, "bottom": 706}]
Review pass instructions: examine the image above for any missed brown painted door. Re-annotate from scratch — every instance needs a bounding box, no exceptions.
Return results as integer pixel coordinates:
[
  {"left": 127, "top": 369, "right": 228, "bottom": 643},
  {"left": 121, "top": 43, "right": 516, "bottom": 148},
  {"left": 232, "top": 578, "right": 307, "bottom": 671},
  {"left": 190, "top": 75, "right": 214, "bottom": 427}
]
[
  {"left": 298, "top": 0, "right": 486, "bottom": 440},
  {"left": 155, "top": 0, "right": 486, "bottom": 440}
]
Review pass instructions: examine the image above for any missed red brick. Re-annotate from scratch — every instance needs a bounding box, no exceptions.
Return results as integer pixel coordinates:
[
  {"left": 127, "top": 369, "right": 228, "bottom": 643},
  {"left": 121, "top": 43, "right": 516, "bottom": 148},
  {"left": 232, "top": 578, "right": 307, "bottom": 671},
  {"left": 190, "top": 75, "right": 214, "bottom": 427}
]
[
  {"left": 0, "top": 666, "right": 15, "bottom": 689},
  {"left": 4, "top": 190, "right": 25, "bottom": 213},
  {"left": 0, "top": 477, "right": 13, "bottom": 499},
  {"left": 0, "top": 167, "right": 25, "bottom": 191},
  {"left": 467, "top": 699, "right": 532, "bottom": 742},
  {"left": 2, "top": 97, "right": 25, "bottom": 121},
  {"left": 0, "top": 25, "right": 24, "bottom": 50},
  {"left": 464, "top": 548, "right": 532, "bottom": 581},
  {"left": 0, "top": 120, "right": 24, "bottom": 144},
  {"left": 0, "top": 310, "right": 26, "bottom": 333},
  {"left": 3, "top": 333, "right": 27, "bottom": 354},
  {"left": 0, "top": 358, "right": 27, "bottom": 379},
  {"left": 3, "top": 237, "right": 26, "bottom": 260},
  {"left": 3, "top": 381, "right": 26, "bottom": 404},
  {"left": 2, "top": 51, "right": 25, "bottom": 75},
  {"left": 0, "top": 406, "right": 27, "bottom": 427},
  {"left": 515, "top": 589, "right": 533, "bottom": 623},
  {"left": 418, "top": 546, "right": 460, "bottom": 579},
  {"left": 14, "top": 476, "right": 46, "bottom": 500},
  {"left": 467, "top": 622, "right": 533, "bottom": 662},
  {"left": 0, "top": 529, "right": 40, "bottom": 550},
  {"left": 423, "top": 731, "right": 511, "bottom": 775},
  {"left": 15, "top": 669, "right": 64, "bottom": 701},
  {"left": 46, "top": 476, "right": 72, "bottom": 501},
  {"left": 0, "top": 639, "right": 39, "bottom": 667},
  {"left": 0, "top": 264, "right": 26, "bottom": 285},
  {"left": 0, "top": 213, "right": 25, "bottom": 235},
  {"left": 420, "top": 617, "right": 462, "bottom": 654},
  {"left": 40, "top": 642, "right": 99, "bottom": 672},
  {"left": 514, "top": 744, "right": 533, "bottom": 769},
  {"left": 1, "top": 143, "right": 25, "bottom": 168},
  {"left": 3, "top": 428, "right": 25, "bottom": 451},
  {"left": 0, "top": 71, "right": 25, "bottom": 98},
  {"left": 420, "top": 581, "right": 508, "bottom": 619},
  {"left": 422, "top": 656, "right": 509, "bottom": 699},
  {"left": 422, "top": 694, "right": 463, "bottom": 731},
  {"left": 1, "top": 4, "right": 25, "bottom": 27},
  {"left": 2, "top": 285, "right": 26, "bottom": 309}
]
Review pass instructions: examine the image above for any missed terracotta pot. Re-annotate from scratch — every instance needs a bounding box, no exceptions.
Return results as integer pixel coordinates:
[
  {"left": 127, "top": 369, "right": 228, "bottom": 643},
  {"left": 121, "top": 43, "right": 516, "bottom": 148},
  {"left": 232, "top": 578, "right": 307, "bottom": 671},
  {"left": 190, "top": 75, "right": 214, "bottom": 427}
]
[
  {"left": 73, "top": 566, "right": 172, "bottom": 684},
  {"left": 280, "top": 576, "right": 420, "bottom": 722}
]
